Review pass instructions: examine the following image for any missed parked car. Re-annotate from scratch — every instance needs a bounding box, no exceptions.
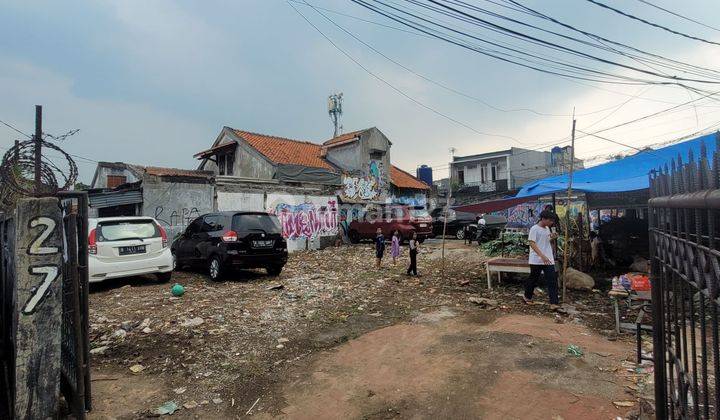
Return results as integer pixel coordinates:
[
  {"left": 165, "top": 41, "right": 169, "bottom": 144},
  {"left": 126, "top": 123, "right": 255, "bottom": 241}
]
[
  {"left": 347, "top": 205, "right": 432, "bottom": 243},
  {"left": 88, "top": 216, "right": 173, "bottom": 283},
  {"left": 430, "top": 208, "right": 477, "bottom": 239},
  {"left": 171, "top": 211, "right": 288, "bottom": 280}
]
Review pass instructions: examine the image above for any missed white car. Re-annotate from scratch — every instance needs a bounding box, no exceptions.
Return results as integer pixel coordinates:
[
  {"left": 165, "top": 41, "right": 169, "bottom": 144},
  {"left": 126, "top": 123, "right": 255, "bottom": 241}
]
[{"left": 88, "top": 216, "right": 173, "bottom": 283}]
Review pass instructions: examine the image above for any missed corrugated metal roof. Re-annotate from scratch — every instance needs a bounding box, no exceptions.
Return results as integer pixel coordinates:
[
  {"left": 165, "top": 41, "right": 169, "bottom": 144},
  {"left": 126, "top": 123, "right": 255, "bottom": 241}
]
[{"left": 89, "top": 189, "right": 143, "bottom": 208}]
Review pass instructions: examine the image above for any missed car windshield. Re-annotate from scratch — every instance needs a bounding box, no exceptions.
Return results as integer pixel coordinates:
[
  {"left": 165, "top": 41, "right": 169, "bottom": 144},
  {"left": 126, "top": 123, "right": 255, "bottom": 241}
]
[
  {"left": 97, "top": 220, "right": 159, "bottom": 242},
  {"left": 233, "top": 214, "right": 282, "bottom": 234},
  {"left": 409, "top": 209, "right": 430, "bottom": 218}
]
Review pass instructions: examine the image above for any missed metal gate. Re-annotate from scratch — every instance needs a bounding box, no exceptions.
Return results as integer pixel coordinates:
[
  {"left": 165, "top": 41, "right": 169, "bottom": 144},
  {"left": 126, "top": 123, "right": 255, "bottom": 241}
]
[
  {"left": 59, "top": 191, "right": 91, "bottom": 418},
  {"left": 649, "top": 137, "right": 720, "bottom": 418}
]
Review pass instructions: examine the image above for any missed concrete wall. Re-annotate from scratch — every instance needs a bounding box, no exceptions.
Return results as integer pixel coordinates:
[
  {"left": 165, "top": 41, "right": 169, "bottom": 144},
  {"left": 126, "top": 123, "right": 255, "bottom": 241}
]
[
  {"left": 266, "top": 193, "right": 338, "bottom": 252},
  {"left": 509, "top": 148, "right": 552, "bottom": 189},
  {"left": 217, "top": 191, "right": 265, "bottom": 212},
  {"left": 215, "top": 179, "right": 339, "bottom": 252},
  {"left": 325, "top": 142, "right": 361, "bottom": 171},
  {"left": 389, "top": 188, "right": 428, "bottom": 207},
  {"left": 202, "top": 131, "right": 276, "bottom": 180},
  {"left": 91, "top": 166, "right": 140, "bottom": 189},
  {"left": 336, "top": 128, "right": 392, "bottom": 203},
  {"left": 141, "top": 176, "right": 214, "bottom": 239}
]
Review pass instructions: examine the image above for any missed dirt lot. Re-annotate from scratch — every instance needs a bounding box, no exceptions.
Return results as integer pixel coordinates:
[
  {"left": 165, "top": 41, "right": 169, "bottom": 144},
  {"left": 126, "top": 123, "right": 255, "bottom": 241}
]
[{"left": 86, "top": 240, "right": 654, "bottom": 419}]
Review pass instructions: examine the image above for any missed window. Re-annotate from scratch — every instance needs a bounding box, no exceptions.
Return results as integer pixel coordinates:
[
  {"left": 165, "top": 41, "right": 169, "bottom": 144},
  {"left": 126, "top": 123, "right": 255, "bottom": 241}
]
[
  {"left": 202, "top": 215, "right": 223, "bottom": 232},
  {"left": 232, "top": 214, "right": 282, "bottom": 234},
  {"left": 491, "top": 165, "right": 497, "bottom": 182},
  {"left": 186, "top": 218, "right": 204, "bottom": 235},
  {"left": 225, "top": 153, "right": 234, "bottom": 176},
  {"left": 480, "top": 166, "right": 487, "bottom": 183},
  {"left": 218, "top": 155, "right": 226, "bottom": 175},
  {"left": 457, "top": 170, "right": 465, "bottom": 185},
  {"left": 369, "top": 151, "right": 384, "bottom": 160},
  {"left": 106, "top": 175, "right": 127, "bottom": 188},
  {"left": 97, "top": 219, "right": 159, "bottom": 242}
]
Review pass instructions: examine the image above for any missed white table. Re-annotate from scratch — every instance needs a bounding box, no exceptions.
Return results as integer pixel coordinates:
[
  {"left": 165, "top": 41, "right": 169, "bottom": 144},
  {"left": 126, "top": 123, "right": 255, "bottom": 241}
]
[{"left": 485, "top": 257, "right": 531, "bottom": 290}]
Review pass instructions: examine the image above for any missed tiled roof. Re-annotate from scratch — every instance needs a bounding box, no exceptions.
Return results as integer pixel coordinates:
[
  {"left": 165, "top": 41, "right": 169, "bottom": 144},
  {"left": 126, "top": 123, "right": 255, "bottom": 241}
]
[
  {"left": 233, "top": 129, "right": 335, "bottom": 171},
  {"left": 145, "top": 166, "right": 213, "bottom": 179},
  {"left": 322, "top": 129, "right": 366, "bottom": 146},
  {"left": 390, "top": 165, "right": 430, "bottom": 190},
  {"left": 193, "top": 141, "right": 237, "bottom": 159}
]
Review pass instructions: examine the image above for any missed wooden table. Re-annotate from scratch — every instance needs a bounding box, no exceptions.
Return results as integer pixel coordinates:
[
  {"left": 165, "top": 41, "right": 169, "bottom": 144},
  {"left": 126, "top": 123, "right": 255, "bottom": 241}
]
[{"left": 485, "top": 257, "right": 530, "bottom": 290}]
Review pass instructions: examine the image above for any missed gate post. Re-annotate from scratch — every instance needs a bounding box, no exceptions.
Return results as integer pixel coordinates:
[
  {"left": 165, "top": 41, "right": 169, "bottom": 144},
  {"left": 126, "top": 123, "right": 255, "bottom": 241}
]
[{"left": 12, "top": 197, "right": 63, "bottom": 419}]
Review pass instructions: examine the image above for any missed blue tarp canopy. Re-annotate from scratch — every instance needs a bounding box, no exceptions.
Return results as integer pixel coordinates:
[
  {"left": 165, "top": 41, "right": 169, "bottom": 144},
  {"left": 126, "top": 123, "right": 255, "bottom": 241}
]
[{"left": 517, "top": 132, "right": 717, "bottom": 197}]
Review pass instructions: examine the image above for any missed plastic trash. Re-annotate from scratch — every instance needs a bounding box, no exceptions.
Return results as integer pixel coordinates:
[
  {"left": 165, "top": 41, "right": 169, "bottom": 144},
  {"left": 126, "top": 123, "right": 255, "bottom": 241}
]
[
  {"left": 154, "top": 401, "right": 179, "bottom": 415},
  {"left": 567, "top": 344, "right": 583, "bottom": 357},
  {"left": 171, "top": 283, "right": 185, "bottom": 297}
]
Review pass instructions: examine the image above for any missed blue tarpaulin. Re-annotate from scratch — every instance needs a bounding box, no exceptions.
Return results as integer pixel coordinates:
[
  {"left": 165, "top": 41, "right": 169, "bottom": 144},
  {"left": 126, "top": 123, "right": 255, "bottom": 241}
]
[{"left": 516, "top": 132, "right": 717, "bottom": 197}]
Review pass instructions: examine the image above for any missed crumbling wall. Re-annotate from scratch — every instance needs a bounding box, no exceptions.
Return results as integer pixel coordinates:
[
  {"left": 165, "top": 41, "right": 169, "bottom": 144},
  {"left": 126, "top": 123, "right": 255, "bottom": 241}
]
[{"left": 142, "top": 177, "right": 214, "bottom": 239}]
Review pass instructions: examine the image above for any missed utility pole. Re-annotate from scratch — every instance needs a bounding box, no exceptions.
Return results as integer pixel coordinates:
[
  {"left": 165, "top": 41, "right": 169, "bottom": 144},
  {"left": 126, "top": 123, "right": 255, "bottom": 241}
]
[
  {"left": 34, "top": 105, "right": 42, "bottom": 194},
  {"left": 561, "top": 111, "right": 576, "bottom": 303}
]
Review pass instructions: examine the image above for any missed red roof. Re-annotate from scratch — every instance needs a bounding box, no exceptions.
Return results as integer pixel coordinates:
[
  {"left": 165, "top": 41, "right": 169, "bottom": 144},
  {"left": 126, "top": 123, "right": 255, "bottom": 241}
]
[
  {"left": 233, "top": 129, "right": 335, "bottom": 171},
  {"left": 390, "top": 165, "right": 430, "bottom": 190},
  {"left": 323, "top": 129, "right": 365, "bottom": 147}
]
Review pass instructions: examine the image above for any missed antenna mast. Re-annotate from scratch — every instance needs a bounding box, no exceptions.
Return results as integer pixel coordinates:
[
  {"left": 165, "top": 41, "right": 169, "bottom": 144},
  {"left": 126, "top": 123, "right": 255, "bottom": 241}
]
[{"left": 328, "top": 92, "right": 343, "bottom": 138}]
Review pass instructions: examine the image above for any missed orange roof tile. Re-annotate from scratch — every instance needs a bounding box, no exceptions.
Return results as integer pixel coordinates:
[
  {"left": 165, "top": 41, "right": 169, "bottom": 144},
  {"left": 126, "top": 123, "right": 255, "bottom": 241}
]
[
  {"left": 390, "top": 165, "right": 430, "bottom": 190},
  {"left": 323, "top": 129, "right": 366, "bottom": 146},
  {"left": 233, "top": 129, "right": 335, "bottom": 171}
]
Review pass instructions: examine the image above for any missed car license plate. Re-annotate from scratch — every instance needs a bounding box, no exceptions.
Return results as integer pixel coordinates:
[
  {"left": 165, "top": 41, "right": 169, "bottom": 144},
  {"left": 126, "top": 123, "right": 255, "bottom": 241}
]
[
  {"left": 419, "top": 223, "right": 427, "bottom": 227},
  {"left": 252, "top": 240, "right": 274, "bottom": 248},
  {"left": 119, "top": 245, "right": 146, "bottom": 255}
]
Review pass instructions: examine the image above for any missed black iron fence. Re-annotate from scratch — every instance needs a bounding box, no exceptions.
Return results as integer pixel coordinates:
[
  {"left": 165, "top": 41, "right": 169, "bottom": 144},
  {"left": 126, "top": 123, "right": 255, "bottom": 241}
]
[{"left": 649, "top": 136, "right": 720, "bottom": 418}]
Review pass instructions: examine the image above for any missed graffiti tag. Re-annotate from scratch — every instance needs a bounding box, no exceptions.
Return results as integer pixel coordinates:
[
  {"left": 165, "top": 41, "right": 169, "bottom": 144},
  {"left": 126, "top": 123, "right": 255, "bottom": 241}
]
[{"left": 271, "top": 200, "right": 338, "bottom": 240}]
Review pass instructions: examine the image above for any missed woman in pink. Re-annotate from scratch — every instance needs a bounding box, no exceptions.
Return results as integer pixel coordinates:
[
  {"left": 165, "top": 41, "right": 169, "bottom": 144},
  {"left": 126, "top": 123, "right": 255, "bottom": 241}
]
[{"left": 391, "top": 230, "right": 401, "bottom": 265}]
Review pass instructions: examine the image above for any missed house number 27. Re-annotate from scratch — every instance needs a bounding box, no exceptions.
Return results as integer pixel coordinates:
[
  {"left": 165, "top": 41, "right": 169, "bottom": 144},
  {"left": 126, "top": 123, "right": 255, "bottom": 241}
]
[{"left": 22, "top": 217, "right": 60, "bottom": 315}]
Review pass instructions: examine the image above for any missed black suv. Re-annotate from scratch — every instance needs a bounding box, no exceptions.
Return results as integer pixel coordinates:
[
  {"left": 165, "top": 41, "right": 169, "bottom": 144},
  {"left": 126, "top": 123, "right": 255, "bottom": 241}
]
[{"left": 171, "top": 211, "right": 288, "bottom": 280}]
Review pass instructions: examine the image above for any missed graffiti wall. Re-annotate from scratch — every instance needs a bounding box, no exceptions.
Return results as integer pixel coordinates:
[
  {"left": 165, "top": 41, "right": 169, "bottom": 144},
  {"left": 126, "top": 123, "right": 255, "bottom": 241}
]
[
  {"left": 142, "top": 180, "right": 214, "bottom": 239},
  {"left": 389, "top": 193, "right": 427, "bottom": 207},
  {"left": 340, "top": 160, "right": 388, "bottom": 201},
  {"left": 266, "top": 194, "right": 339, "bottom": 252},
  {"left": 503, "top": 200, "right": 587, "bottom": 229}
]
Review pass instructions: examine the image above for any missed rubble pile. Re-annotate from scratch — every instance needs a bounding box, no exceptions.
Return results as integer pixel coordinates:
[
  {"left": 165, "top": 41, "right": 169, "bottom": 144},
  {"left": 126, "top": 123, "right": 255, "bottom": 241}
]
[{"left": 88, "top": 241, "right": 624, "bottom": 415}]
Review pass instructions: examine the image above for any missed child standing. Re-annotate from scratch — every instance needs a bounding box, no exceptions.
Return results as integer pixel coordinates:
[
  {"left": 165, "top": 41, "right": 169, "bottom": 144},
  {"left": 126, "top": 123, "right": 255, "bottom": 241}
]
[
  {"left": 406, "top": 232, "right": 419, "bottom": 276},
  {"left": 375, "top": 228, "right": 385, "bottom": 268},
  {"left": 391, "top": 230, "right": 401, "bottom": 265}
]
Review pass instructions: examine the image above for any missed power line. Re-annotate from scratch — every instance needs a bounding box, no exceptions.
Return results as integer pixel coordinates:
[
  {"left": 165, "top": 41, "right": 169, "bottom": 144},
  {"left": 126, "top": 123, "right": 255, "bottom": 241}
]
[
  {"left": 0, "top": 118, "right": 31, "bottom": 138},
  {"left": 302, "top": 0, "right": 658, "bottom": 118},
  {"left": 287, "top": 0, "right": 531, "bottom": 144},
  {"left": 583, "top": 0, "right": 720, "bottom": 46},
  {"left": 634, "top": 0, "right": 720, "bottom": 33}
]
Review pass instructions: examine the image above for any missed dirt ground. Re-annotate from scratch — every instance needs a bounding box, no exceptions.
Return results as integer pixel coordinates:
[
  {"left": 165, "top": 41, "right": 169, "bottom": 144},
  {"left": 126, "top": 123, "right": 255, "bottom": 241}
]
[{"left": 85, "top": 239, "right": 654, "bottom": 419}]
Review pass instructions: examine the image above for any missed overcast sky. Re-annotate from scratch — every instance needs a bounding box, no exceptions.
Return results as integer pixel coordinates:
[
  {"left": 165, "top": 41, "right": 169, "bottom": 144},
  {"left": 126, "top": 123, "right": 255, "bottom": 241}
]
[{"left": 2, "top": 0, "right": 720, "bottom": 183}]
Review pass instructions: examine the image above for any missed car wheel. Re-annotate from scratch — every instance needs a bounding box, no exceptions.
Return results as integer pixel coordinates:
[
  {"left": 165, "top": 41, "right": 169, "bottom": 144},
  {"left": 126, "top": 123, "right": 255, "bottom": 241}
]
[
  {"left": 267, "top": 265, "right": 283, "bottom": 276},
  {"left": 455, "top": 229, "right": 465, "bottom": 240},
  {"left": 208, "top": 255, "right": 223, "bottom": 281},
  {"left": 172, "top": 251, "right": 179, "bottom": 270},
  {"left": 157, "top": 271, "right": 172, "bottom": 283},
  {"left": 349, "top": 230, "right": 360, "bottom": 244}
]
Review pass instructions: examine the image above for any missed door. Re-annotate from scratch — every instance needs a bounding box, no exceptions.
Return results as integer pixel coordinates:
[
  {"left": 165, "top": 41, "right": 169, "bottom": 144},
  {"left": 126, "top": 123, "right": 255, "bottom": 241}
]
[{"left": 177, "top": 217, "right": 204, "bottom": 265}]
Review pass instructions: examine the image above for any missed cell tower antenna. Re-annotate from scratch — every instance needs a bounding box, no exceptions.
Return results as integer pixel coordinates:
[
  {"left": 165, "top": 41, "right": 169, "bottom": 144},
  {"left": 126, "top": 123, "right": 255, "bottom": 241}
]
[{"left": 328, "top": 92, "right": 343, "bottom": 138}]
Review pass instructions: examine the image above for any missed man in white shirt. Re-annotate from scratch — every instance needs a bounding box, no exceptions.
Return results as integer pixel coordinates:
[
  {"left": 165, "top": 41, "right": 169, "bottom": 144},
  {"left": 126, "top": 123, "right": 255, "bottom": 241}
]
[{"left": 523, "top": 210, "right": 560, "bottom": 308}]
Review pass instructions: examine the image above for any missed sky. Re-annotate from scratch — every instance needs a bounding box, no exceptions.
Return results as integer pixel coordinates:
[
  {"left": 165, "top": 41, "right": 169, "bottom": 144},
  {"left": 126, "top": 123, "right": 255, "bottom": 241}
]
[{"left": 1, "top": 0, "right": 720, "bottom": 184}]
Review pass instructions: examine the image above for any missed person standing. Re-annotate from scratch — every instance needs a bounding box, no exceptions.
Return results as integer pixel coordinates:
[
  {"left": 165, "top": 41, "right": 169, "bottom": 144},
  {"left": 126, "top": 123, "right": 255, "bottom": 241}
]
[
  {"left": 391, "top": 230, "right": 401, "bottom": 265},
  {"left": 406, "top": 232, "right": 419, "bottom": 276},
  {"left": 375, "top": 228, "right": 385, "bottom": 269},
  {"left": 523, "top": 210, "right": 559, "bottom": 309}
]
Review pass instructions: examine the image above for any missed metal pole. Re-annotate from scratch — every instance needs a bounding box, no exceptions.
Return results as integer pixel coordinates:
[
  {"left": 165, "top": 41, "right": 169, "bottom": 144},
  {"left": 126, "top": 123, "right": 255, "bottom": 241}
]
[
  {"left": 34, "top": 105, "right": 42, "bottom": 194},
  {"left": 441, "top": 148, "right": 455, "bottom": 277},
  {"left": 561, "top": 115, "right": 577, "bottom": 303}
]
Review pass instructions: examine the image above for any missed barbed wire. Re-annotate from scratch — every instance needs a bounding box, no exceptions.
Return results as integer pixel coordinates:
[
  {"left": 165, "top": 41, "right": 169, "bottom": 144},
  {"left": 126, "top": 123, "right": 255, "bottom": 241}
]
[{"left": 0, "top": 138, "right": 78, "bottom": 198}]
